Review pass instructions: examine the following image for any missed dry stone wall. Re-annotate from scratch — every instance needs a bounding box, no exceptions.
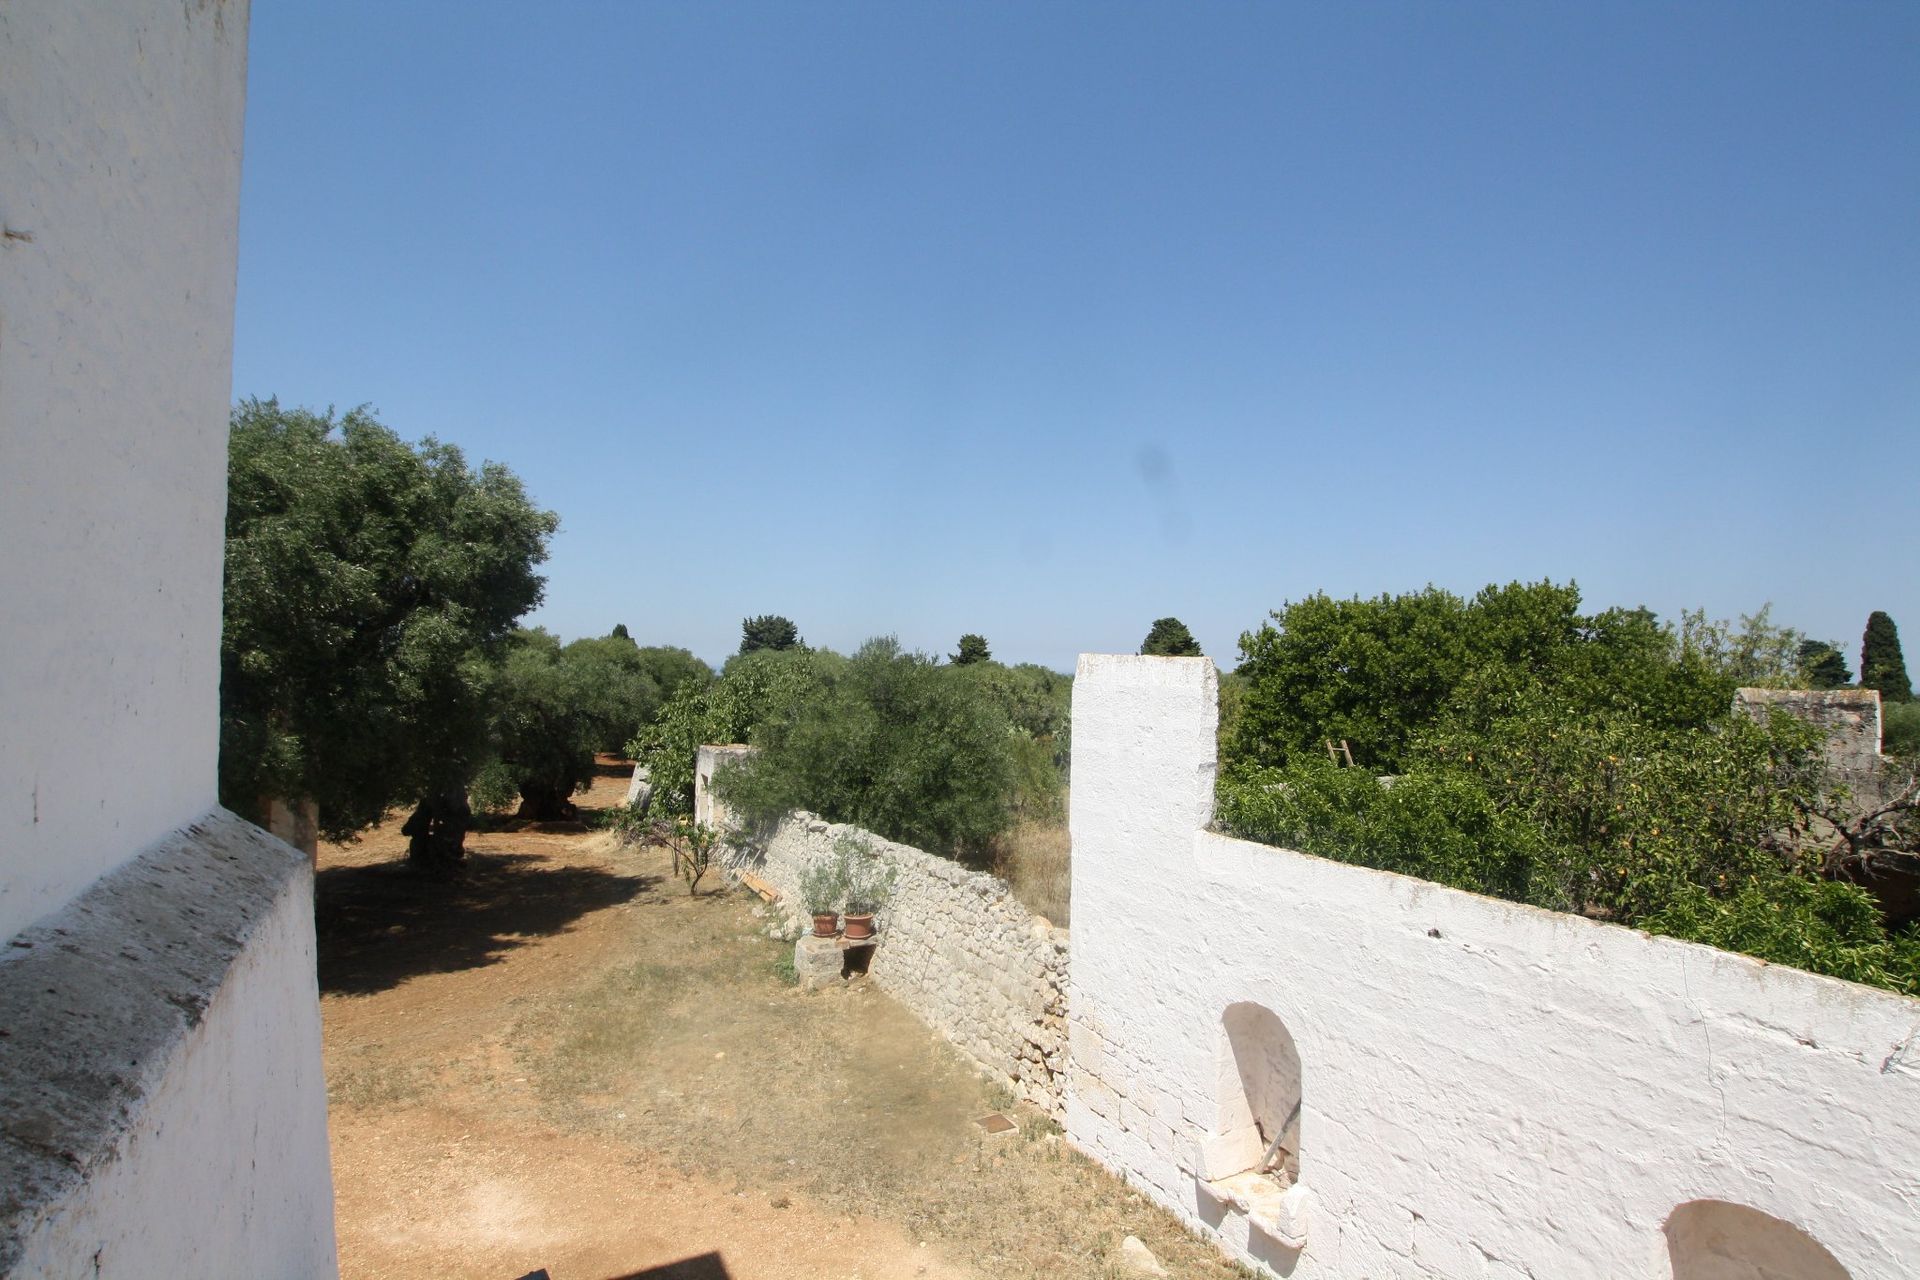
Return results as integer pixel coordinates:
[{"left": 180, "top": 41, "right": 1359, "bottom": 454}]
[{"left": 696, "top": 768, "right": 1069, "bottom": 1116}]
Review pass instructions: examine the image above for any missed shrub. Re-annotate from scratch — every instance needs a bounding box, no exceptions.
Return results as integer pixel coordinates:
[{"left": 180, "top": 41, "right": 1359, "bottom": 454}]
[
  {"left": 712, "top": 638, "right": 1018, "bottom": 862},
  {"left": 1642, "top": 879, "right": 1920, "bottom": 996},
  {"left": 626, "top": 648, "right": 832, "bottom": 815},
  {"left": 1885, "top": 701, "right": 1920, "bottom": 757}
]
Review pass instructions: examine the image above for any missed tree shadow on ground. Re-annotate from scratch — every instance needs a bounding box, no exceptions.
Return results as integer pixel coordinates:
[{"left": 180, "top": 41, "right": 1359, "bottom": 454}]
[
  {"left": 316, "top": 849, "right": 660, "bottom": 996},
  {"left": 608, "top": 1256, "right": 731, "bottom": 1280},
  {"left": 515, "top": 1257, "right": 730, "bottom": 1280}
]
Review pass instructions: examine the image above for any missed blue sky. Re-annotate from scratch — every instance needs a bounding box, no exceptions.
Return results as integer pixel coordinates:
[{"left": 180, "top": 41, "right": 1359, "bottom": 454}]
[{"left": 233, "top": 2, "right": 1918, "bottom": 673}]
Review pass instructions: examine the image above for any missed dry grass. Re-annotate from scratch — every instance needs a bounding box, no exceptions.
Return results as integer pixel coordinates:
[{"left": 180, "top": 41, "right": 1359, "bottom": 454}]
[
  {"left": 516, "top": 880, "right": 1248, "bottom": 1280},
  {"left": 992, "top": 812, "right": 1072, "bottom": 925}
]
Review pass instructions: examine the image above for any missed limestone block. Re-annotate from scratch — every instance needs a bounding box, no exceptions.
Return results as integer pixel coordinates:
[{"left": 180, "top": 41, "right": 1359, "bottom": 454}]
[
  {"left": 793, "top": 935, "right": 843, "bottom": 991},
  {"left": 1117, "top": 1236, "right": 1169, "bottom": 1277}
]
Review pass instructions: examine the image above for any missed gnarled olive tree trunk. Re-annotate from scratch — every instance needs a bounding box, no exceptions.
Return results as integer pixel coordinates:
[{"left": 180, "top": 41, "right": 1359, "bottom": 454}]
[{"left": 402, "top": 790, "right": 470, "bottom": 870}]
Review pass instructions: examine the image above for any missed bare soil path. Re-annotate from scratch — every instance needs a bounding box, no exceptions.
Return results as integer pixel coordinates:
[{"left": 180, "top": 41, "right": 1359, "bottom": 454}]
[{"left": 318, "top": 763, "right": 1248, "bottom": 1280}]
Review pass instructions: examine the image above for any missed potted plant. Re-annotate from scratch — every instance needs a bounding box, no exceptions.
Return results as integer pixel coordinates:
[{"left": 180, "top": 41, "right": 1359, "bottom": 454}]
[
  {"left": 798, "top": 860, "right": 844, "bottom": 937},
  {"left": 836, "top": 834, "right": 896, "bottom": 942}
]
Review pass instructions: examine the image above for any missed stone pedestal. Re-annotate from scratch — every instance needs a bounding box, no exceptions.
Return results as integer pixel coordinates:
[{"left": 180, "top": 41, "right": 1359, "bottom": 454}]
[{"left": 794, "top": 935, "right": 844, "bottom": 990}]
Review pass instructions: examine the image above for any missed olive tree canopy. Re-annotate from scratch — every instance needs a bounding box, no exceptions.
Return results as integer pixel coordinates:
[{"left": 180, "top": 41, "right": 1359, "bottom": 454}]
[{"left": 219, "top": 399, "right": 557, "bottom": 860}]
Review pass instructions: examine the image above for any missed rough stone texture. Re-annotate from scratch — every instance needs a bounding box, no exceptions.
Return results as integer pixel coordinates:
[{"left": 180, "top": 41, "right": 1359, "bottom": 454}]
[
  {"left": 700, "top": 770, "right": 1069, "bottom": 1116},
  {"left": 793, "top": 934, "right": 846, "bottom": 991},
  {"left": 1070, "top": 654, "right": 1920, "bottom": 1280},
  {"left": 0, "top": 0, "right": 251, "bottom": 942},
  {"left": 623, "top": 765, "right": 653, "bottom": 812},
  {"left": 0, "top": 810, "right": 338, "bottom": 1277},
  {"left": 1734, "top": 687, "right": 1884, "bottom": 773},
  {"left": 1118, "top": 1235, "right": 1170, "bottom": 1277},
  {"left": 693, "top": 745, "right": 754, "bottom": 830}
]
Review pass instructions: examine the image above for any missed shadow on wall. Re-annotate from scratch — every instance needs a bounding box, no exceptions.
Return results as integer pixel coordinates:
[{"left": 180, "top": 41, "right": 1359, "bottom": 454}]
[
  {"left": 1665, "top": 1201, "right": 1851, "bottom": 1280},
  {"left": 1219, "top": 1003, "right": 1302, "bottom": 1184},
  {"left": 315, "top": 850, "right": 659, "bottom": 996}
]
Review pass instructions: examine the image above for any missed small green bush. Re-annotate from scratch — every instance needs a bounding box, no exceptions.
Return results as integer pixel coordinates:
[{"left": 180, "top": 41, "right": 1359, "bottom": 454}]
[
  {"left": 1884, "top": 700, "right": 1920, "bottom": 757},
  {"left": 1642, "top": 879, "right": 1920, "bottom": 996}
]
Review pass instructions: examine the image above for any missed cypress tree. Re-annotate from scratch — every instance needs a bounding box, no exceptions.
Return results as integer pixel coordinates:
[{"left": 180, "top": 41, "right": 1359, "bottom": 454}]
[
  {"left": 1141, "top": 617, "right": 1203, "bottom": 656},
  {"left": 1861, "top": 612, "right": 1912, "bottom": 702}
]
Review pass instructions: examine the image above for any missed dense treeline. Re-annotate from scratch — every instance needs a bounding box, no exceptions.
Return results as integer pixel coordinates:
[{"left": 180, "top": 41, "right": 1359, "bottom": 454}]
[
  {"left": 219, "top": 401, "right": 711, "bottom": 860},
  {"left": 1216, "top": 582, "right": 1920, "bottom": 993},
  {"left": 222, "top": 403, "right": 1916, "bottom": 992},
  {"left": 628, "top": 640, "right": 1070, "bottom": 863}
]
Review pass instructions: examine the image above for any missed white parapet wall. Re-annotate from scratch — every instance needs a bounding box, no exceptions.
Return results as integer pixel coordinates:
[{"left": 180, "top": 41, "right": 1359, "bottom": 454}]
[
  {"left": 0, "top": 814, "right": 338, "bottom": 1277},
  {"left": 1069, "top": 655, "right": 1920, "bottom": 1280},
  {"left": 696, "top": 755, "right": 1069, "bottom": 1115},
  {"left": 0, "top": 3, "right": 339, "bottom": 1273}
]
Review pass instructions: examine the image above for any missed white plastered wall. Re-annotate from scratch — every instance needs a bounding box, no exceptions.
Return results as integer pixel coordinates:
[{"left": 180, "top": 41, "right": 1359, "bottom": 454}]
[
  {"left": 1068, "top": 655, "right": 1920, "bottom": 1280},
  {"left": 0, "top": 3, "right": 339, "bottom": 1273},
  {"left": 0, "top": 0, "right": 248, "bottom": 941}
]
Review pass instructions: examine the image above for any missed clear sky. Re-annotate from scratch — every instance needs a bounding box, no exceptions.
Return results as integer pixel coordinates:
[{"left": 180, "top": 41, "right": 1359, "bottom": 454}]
[{"left": 232, "top": 2, "right": 1918, "bottom": 673}]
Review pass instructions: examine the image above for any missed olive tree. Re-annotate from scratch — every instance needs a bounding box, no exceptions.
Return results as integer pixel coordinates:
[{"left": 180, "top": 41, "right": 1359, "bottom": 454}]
[{"left": 219, "top": 399, "right": 556, "bottom": 866}]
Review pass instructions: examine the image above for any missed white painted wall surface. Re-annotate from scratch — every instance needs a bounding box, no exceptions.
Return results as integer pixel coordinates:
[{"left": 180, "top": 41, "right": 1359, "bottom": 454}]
[
  {"left": 0, "top": 0, "right": 249, "bottom": 941},
  {"left": 0, "top": 4, "right": 339, "bottom": 1273},
  {"left": 9, "top": 823, "right": 339, "bottom": 1278},
  {"left": 1069, "top": 655, "right": 1920, "bottom": 1280}
]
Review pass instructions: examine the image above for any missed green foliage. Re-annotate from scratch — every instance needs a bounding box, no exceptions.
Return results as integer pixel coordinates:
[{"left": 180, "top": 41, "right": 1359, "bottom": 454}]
[
  {"left": 835, "top": 832, "right": 898, "bottom": 912},
  {"left": 668, "top": 816, "right": 721, "bottom": 896},
  {"left": 219, "top": 398, "right": 556, "bottom": 841},
  {"left": 1884, "top": 701, "right": 1920, "bottom": 758},
  {"left": 1232, "top": 582, "right": 1572, "bottom": 772},
  {"left": 1863, "top": 611, "right": 1912, "bottom": 702},
  {"left": 483, "top": 629, "right": 711, "bottom": 818},
  {"left": 798, "top": 859, "right": 846, "bottom": 915},
  {"left": 951, "top": 633, "right": 992, "bottom": 665},
  {"left": 1642, "top": 880, "right": 1920, "bottom": 996},
  {"left": 711, "top": 638, "right": 1019, "bottom": 861},
  {"left": 1796, "top": 639, "right": 1852, "bottom": 690},
  {"left": 1229, "top": 582, "right": 1752, "bottom": 774},
  {"left": 600, "top": 798, "right": 657, "bottom": 845},
  {"left": 626, "top": 648, "right": 832, "bottom": 816},
  {"left": 485, "top": 629, "right": 596, "bottom": 817},
  {"left": 610, "top": 623, "right": 630, "bottom": 640},
  {"left": 467, "top": 759, "right": 522, "bottom": 815},
  {"left": 1216, "top": 702, "right": 1908, "bottom": 986},
  {"left": 1141, "top": 617, "right": 1203, "bottom": 656},
  {"left": 740, "top": 614, "right": 802, "bottom": 654},
  {"left": 1674, "top": 604, "right": 1806, "bottom": 689},
  {"left": 1217, "top": 579, "right": 1920, "bottom": 992}
]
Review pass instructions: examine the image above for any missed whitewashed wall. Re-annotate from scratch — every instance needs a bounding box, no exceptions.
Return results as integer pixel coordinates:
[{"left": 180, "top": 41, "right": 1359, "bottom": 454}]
[
  {"left": 0, "top": 3, "right": 339, "bottom": 1274},
  {"left": 0, "top": 0, "right": 250, "bottom": 940},
  {"left": 1069, "top": 655, "right": 1920, "bottom": 1280}
]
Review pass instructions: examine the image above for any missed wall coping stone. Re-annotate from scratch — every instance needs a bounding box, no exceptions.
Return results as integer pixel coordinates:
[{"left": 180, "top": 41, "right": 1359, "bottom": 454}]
[{"left": 0, "top": 810, "right": 309, "bottom": 1269}]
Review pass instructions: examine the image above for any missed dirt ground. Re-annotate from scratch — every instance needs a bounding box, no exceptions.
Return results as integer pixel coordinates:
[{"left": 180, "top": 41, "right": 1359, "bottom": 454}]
[{"left": 317, "top": 762, "right": 1249, "bottom": 1280}]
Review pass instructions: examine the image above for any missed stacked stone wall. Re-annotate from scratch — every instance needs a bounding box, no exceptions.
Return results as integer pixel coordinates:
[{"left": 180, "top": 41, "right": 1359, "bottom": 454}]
[
  {"left": 705, "top": 792, "right": 1069, "bottom": 1116},
  {"left": 1734, "top": 686, "right": 1883, "bottom": 775}
]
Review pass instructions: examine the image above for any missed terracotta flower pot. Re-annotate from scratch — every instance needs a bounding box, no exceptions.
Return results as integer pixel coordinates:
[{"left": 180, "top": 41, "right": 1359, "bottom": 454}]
[
  {"left": 843, "top": 912, "right": 875, "bottom": 941},
  {"left": 811, "top": 912, "right": 840, "bottom": 938}
]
